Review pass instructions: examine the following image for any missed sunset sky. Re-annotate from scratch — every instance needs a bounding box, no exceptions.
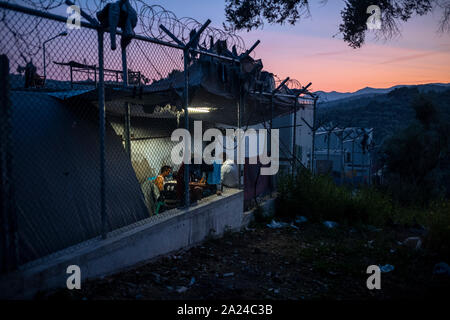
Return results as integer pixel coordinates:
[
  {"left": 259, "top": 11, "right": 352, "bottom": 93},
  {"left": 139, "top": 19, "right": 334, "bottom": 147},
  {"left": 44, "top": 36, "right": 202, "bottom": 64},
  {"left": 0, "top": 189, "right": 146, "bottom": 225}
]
[{"left": 150, "top": 0, "right": 450, "bottom": 92}]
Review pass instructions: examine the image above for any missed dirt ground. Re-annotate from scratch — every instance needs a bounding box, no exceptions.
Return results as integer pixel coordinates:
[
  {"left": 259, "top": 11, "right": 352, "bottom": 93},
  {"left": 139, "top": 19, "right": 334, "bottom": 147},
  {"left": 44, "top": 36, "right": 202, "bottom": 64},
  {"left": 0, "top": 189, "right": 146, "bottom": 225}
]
[{"left": 42, "top": 220, "right": 450, "bottom": 300}]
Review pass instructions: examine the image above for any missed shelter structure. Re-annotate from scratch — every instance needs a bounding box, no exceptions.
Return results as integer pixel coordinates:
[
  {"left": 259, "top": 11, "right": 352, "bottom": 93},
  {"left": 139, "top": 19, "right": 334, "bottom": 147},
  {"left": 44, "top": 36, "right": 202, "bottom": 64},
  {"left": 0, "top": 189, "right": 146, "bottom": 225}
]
[{"left": 0, "top": 1, "right": 316, "bottom": 295}]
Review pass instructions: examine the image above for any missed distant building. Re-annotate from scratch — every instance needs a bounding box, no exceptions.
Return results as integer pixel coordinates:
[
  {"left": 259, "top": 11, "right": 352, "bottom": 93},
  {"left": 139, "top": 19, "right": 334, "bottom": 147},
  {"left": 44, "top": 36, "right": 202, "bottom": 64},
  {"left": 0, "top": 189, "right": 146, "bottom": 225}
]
[{"left": 314, "top": 127, "right": 374, "bottom": 184}]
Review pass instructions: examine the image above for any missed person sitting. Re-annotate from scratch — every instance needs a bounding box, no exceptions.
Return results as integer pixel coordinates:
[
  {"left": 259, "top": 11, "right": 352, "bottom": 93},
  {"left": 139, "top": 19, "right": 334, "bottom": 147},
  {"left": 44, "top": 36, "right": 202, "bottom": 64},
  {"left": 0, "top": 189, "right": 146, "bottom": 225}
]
[
  {"left": 221, "top": 155, "right": 239, "bottom": 188},
  {"left": 155, "top": 165, "right": 171, "bottom": 192},
  {"left": 176, "top": 160, "right": 204, "bottom": 204}
]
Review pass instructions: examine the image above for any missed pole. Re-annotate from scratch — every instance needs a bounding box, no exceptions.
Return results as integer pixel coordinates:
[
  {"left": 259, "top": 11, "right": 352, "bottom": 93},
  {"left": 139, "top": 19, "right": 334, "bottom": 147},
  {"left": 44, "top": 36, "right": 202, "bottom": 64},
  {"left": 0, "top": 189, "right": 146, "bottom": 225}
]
[
  {"left": 70, "top": 65, "right": 73, "bottom": 89},
  {"left": 269, "top": 96, "right": 273, "bottom": 155},
  {"left": 43, "top": 32, "right": 67, "bottom": 87},
  {"left": 268, "top": 77, "right": 288, "bottom": 190},
  {"left": 237, "top": 84, "right": 242, "bottom": 190},
  {"left": 98, "top": 31, "right": 107, "bottom": 239},
  {"left": 311, "top": 97, "right": 317, "bottom": 175},
  {"left": 183, "top": 49, "right": 190, "bottom": 208},
  {"left": 0, "top": 55, "right": 18, "bottom": 272},
  {"left": 269, "top": 95, "right": 274, "bottom": 192},
  {"left": 292, "top": 97, "right": 297, "bottom": 176},
  {"left": 327, "top": 129, "right": 332, "bottom": 175},
  {"left": 351, "top": 139, "right": 355, "bottom": 186},
  {"left": 124, "top": 103, "right": 131, "bottom": 157},
  {"left": 43, "top": 43, "right": 46, "bottom": 85},
  {"left": 121, "top": 47, "right": 128, "bottom": 87},
  {"left": 121, "top": 46, "right": 131, "bottom": 159}
]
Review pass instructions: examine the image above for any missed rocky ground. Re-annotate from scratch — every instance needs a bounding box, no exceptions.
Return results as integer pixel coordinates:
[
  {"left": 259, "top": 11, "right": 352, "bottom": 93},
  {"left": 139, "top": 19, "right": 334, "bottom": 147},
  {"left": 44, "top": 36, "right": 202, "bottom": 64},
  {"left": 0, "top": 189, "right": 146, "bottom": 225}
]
[{"left": 42, "top": 220, "right": 449, "bottom": 300}]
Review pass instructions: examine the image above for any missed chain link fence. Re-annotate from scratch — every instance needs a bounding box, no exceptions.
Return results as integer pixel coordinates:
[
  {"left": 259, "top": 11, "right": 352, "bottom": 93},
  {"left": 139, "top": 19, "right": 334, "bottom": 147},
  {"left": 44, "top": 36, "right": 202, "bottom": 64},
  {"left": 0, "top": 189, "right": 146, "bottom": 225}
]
[
  {"left": 0, "top": 1, "right": 315, "bottom": 269},
  {"left": 0, "top": 3, "right": 238, "bottom": 267}
]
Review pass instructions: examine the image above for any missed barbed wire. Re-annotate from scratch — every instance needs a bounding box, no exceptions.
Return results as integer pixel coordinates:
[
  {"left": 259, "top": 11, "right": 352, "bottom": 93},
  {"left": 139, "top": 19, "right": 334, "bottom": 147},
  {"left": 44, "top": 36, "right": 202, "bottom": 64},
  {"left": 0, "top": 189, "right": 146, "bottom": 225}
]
[
  {"left": 1, "top": 6, "right": 46, "bottom": 60},
  {"left": 274, "top": 75, "right": 304, "bottom": 91},
  {"left": 135, "top": 0, "right": 247, "bottom": 53},
  {"left": 5, "top": 0, "right": 248, "bottom": 55}
]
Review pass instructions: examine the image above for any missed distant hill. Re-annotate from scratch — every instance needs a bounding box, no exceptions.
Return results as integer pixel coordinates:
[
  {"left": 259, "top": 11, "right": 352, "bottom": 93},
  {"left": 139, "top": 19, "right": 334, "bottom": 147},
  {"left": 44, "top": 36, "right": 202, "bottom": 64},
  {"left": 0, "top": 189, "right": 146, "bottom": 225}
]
[
  {"left": 317, "top": 86, "right": 450, "bottom": 147},
  {"left": 315, "top": 83, "right": 450, "bottom": 103}
]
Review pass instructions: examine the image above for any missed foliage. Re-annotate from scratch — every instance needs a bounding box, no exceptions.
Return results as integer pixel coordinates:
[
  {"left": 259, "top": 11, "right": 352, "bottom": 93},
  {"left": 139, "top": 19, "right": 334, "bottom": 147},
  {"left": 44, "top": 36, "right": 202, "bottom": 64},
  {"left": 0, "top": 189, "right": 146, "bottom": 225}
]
[
  {"left": 318, "top": 87, "right": 450, "bottom": 206},
  {"left": 224, "top": 0, "right": 448, "bottom": 48},
  {"left": 381, "top": 95, "right": 450, "bottom": 205},
  {"left": 224, "top": 0, "right": 310, "bottom": 31},
  {"left": 339, "top": 0, "right": 433, "bottom": 48},
  {"left": 425, "top": 201, "right": 450, "bottom": 257},
  {"left": 276, "top": 169, "right": 393, "bottom": 226},
  {"left": 318, "top": 87, "right": 450, "bottom": 147},
  {"left": 276, "top": 168, "right": 450, "bottom": 256}
]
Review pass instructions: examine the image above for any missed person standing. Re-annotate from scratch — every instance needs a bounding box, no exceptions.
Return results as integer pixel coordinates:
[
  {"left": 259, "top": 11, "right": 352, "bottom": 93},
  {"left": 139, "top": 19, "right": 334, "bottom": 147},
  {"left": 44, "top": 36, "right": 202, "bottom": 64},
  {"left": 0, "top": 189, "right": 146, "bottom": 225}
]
[{"left": 207, "top": 153, "right": 223, "bottom": 195}]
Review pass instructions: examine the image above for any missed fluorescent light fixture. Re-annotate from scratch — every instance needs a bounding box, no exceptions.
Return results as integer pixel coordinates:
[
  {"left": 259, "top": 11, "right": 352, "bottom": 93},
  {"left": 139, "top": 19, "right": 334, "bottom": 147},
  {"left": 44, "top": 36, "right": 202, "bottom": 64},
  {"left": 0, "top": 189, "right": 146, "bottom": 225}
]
[{"left": 187, "top": 107, "right": 211, "bottom": 113}]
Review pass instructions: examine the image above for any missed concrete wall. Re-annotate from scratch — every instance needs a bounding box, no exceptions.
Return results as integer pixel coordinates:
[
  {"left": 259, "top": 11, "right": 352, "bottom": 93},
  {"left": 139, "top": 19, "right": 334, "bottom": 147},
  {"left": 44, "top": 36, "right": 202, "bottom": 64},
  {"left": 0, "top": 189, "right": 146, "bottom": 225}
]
[{"left": 0, "top": 189, "right": 244, "bottom": 299}]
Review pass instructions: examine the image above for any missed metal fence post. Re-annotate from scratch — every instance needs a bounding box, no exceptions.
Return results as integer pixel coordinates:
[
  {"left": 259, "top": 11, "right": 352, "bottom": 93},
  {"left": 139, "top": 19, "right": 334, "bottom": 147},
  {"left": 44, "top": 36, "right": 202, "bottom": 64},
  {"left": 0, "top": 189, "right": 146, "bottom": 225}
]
[
  {"left": 43, "top": 43, "right": 46, "bottom": 85},
  {"left": 292, "top": 97, "right": 298, "bottom": 176},
  {"left": 0, "top": 54, "right": 18, "bottom": 272},
  {"left": 311, "top": 97, "right": 318, "bottom": 175},
  {"left": 124, "top": 103, "right": 131, "bottom": 157},
  {"left": 351, "top": 138, "right": 355, "bottom": 186},
  {"left": 183, "top": 49, "right": 190, "bottom": 208},
  {"left": 237, "top": 83, "right": 242, "bottom": 190},
  {"left": 121, "top": 46, "right": 128, "bottom": 87},
  {"left": 98, "top": 31, "right": 107, "bottom": 239},
  {"left": 121, "top": 46, "right": 131, "bottom": 158}
]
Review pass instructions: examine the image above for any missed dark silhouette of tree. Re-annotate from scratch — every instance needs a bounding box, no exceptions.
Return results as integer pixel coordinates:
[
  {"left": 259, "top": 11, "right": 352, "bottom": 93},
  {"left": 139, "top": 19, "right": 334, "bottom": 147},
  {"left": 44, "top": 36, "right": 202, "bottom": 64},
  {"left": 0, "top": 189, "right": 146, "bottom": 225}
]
[
  {"left": 381, "top": 96, "right": 450, "bottom": 204},
  {"left": 412, "top": 94, "right": 438, "bottom": 129},
  {"left": 224, "top": 0, "right": 450, "bottom": 48}
]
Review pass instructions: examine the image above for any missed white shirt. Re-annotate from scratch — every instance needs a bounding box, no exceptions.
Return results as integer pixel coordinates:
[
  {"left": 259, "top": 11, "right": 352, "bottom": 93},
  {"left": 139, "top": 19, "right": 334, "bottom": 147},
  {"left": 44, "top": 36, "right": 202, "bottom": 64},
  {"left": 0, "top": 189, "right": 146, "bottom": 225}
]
[{"left": 221, "top": 159, "right": 238, "bottom": 188}]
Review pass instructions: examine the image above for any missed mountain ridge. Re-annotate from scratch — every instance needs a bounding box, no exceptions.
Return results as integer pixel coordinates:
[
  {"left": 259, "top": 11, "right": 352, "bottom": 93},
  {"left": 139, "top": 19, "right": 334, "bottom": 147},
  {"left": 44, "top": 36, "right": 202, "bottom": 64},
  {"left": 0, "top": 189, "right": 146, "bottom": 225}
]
[
  {"left": 317, "top": 86, "right": 450, "bottom": 147},
  {"left": 315, "top": 83, "right": 450, "bottom": 103}
]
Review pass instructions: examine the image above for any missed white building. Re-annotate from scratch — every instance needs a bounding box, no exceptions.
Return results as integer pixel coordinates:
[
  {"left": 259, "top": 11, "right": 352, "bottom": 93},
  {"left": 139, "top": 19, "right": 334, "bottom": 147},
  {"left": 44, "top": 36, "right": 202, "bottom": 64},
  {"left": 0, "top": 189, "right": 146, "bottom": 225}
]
[{"left": 314, "top": 127, "right": 374, "bottom": 183}]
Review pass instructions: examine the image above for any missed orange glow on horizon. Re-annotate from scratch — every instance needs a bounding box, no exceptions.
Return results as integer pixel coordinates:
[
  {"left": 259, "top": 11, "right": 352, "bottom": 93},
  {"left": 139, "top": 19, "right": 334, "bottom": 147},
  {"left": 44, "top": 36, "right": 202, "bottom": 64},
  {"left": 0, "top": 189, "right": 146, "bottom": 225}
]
[{"left": 240, "top": 31, "right": 450, "bottom": 93}]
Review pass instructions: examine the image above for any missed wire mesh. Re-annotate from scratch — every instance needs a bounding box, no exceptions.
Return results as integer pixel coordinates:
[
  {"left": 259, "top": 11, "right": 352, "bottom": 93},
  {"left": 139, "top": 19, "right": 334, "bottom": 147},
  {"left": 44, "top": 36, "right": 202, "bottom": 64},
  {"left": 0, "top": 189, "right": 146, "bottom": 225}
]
[
  {"left": 0, "top": 6, "right": 191, "bottom": 265},
  {"left": 0, "top": 3, "right": 242, "bottom": 266},
  {"left": 0, "top": 1, "right": 314, "bottom": 269},
  {"left": 1, "top": 8, "right": 105, "bottom": 265}
]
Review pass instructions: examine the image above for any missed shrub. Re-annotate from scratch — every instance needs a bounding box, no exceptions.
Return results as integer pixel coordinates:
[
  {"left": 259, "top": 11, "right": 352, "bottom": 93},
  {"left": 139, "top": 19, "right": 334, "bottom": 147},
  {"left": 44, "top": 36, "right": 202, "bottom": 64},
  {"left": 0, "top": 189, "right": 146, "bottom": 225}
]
[
  {"left": 424, "top": 200, "right": 450, "bottom": 257},
  {"left": 276, "top": 168, "right": 450, "bottom": 257},
  {"left": 277, "top": 169, "right": 384, "bottom": 224},
  {"left": 277, "top": 168, "right": 397, "bottom": 226},
  {"left": 352, "top": 187, "right": 393, "bottom": 227},
  {"left": 253, "top": 203, "right": 272, "bottom": 224}
]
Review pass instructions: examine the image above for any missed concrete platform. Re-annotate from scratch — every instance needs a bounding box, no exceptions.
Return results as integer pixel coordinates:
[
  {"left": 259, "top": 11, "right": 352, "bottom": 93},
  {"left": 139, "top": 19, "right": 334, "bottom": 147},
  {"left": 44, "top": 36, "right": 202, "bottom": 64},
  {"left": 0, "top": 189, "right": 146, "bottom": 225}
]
[{"left": 0, "top": 188, "right": 244, "bottom": 299}]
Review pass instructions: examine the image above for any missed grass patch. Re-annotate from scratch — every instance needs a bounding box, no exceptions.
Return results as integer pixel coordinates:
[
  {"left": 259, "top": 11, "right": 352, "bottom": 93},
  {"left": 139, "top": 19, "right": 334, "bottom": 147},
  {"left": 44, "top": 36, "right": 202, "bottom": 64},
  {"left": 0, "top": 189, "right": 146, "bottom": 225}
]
[{"left": 276, "top": 168, "right": 450, "bottom": 258}]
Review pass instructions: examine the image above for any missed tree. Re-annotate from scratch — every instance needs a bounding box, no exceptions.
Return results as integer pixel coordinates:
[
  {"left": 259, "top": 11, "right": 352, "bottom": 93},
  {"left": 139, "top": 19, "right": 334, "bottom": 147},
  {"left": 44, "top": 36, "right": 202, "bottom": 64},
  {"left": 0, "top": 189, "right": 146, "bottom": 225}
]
[
  {"left": 381, "top": 96, "right": 450, "bottom": 204},
  {"left": 224, "top": 0, "right": 450, "bottom": 48},
  {"left": 412, "top": 94, "right": 438, "bottom": 129}
]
